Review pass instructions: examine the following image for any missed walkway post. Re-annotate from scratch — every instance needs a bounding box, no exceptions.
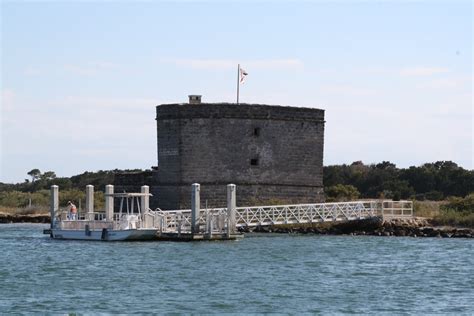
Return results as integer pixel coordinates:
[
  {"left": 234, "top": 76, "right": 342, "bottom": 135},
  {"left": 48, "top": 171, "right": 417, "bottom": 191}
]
[
  {"left": 191, "top": 183, "right": 201, "bottom": 234},
  {"left": 105, "top": 185, "right": 114, "bottom": 222},
  {"left": 50, "top": 185, "right": 59, "bottom": 229},
  {"left": 85, "top": 185, "right": 94, "bottom": 220},
  {"left": 141, "top": 185, "right": 150, "bottom": 227},
  {"left": 141, "top": 185, "right": 150, "bottom": 212},
  {"left": 227, "top": 184, "right": 236, "bottom": 237}
]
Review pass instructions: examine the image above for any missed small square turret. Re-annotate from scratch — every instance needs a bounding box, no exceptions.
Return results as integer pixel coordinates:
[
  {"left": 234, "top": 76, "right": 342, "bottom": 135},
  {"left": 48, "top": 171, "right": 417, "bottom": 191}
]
[{"left": 188, "top": 95, "right": 202, "bottom": 104}]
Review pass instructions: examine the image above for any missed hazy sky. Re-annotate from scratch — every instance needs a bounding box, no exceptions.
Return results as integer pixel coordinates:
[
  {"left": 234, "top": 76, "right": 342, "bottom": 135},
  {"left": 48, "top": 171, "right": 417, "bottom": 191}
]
[{"left": 1, "top": 1, "right": 472, "bottom": 183}]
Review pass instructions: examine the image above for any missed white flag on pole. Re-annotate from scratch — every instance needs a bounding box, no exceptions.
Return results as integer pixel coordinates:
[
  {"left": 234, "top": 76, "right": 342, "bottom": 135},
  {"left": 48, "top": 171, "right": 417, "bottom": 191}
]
[{"left": 240, "top": 67, "right": 248, "bottom": 84}]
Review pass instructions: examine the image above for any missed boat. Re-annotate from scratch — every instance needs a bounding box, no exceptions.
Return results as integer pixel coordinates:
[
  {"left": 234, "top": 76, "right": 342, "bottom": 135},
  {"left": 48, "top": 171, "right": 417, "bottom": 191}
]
[
  {"left": 45, "top": 184, "right": 242, "bottom": 241},
  {"left": 48, "top": 185, "right": 161, "bottom": 241}
]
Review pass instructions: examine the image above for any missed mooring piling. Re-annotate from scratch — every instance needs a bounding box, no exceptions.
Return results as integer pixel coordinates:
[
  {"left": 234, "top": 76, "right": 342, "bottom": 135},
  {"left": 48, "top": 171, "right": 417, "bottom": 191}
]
[
  {"left": 85, "top": 185, "right": 94, "bottom": 220},
  {"left": 50, "top": 185, "right": 58, "bottom": 229},
  {"left": 141, "top": 185, "right": 150, "bottom": 213},
  {"left": 105, "top": 185, "right": 114, "bottom": 221},
  {"left": 191, "top": 183, "right": 201, "bottom": 234},
  {"left": 227, "top": 184, "right": 236, "bottom": 237}
]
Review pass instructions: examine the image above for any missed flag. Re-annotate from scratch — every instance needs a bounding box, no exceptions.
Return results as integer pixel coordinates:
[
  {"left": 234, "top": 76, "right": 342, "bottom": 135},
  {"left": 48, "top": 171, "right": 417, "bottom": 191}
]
[{"left": 240, "top": 67, "right": 248, "bottom": 84}]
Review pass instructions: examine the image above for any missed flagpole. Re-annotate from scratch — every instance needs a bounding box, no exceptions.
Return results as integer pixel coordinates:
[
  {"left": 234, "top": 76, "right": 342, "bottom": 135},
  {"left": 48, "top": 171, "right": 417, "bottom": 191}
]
[{"left": 236, "top": 64, "right": 240, "bottom": 104}]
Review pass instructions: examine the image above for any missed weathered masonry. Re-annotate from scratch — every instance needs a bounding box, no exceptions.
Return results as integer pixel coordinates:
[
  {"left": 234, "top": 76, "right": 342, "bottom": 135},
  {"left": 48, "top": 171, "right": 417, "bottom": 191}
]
[{"left": 115, "top": 96, "right": 325, "bottom": 210}]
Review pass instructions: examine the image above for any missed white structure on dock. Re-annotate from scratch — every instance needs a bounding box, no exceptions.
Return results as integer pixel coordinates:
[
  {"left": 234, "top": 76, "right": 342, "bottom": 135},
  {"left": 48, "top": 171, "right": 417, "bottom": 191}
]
[
  {"left": 48, "top": 184, "right": 242, "bottom": 241},
  {"left": 47, "top": 184, "right": 413, "bottom": 241},
  {"left": 49, "top": 185, "right": 159, "bottom": 241}
]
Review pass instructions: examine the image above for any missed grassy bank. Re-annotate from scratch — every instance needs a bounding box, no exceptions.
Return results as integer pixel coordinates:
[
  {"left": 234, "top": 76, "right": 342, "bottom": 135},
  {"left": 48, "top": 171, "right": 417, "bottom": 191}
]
[
  {"left": 0, "top": 189, "right": 105, "bottom": 215},
  {"left": 414, "top": 196, "right": 474, "bottom": 228},
  {"left": 431, "top": 210, "right": 474, "bottom": 228},
  {"left": 1, "top": 192, "right": 473, "bottom": 228},
  {"left": 0, "top": 206, "right": 48, "bottom": 216},
  {"left": 413, "top": 200, "right": 444, "bottom": 218}
]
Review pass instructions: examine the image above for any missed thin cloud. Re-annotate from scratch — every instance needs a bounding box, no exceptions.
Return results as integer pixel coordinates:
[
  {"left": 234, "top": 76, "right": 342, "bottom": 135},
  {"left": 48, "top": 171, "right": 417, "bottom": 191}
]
[
  {"left": 400, "top": 66, "right": 450, "bottom": 76},
  {"left": 1, "top": 89, "right": 15, "bottom": 111},
  {"left": 319, "top": 84, "right": 375, "bottom": 97},
  {"left": 63, "top": 61, "right": 119, "bottom": 76},
  {"left": 164, "top": 58, "right": 304, "bottom": 70},
  {"left": 247, "top": 59, "right": 303, "bottom": 69},
  {"left": 51, "top": 96, "right": 161, "bottom": 110},
  {"left": 23, "top": 67, "right": 42, "bottom": 76},
  {"left": 417, "top": 76, "right": 471, "bottom": 90}
]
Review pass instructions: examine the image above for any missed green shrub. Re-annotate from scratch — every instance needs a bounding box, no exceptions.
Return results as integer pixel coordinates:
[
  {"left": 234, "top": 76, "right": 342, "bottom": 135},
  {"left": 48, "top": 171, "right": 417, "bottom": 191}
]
[
  {"left": 442, "top": 193, "right": 474, "bottom": 212},
  {"left": 432, "top": 209, "right": 474, "bottom": 228},
  {"left": 425, "top": 191, "right": 444, "bottom": 201},
  {"left": 326, "top": 184, "right": 360, "bottom": 202},
  {"left": 0, "top": 189, "right": 107, "bottom": 212},
  {"left": 0, "top": 191, "right": 30, "bottom": 207},
  {"left": 413, "top": 200, "right": 442, "bottom": 218}
]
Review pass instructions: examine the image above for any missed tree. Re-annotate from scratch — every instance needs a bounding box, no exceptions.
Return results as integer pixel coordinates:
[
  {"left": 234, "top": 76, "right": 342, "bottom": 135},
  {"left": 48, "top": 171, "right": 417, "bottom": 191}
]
[
  {"left": 41, "top": 171, "right": 57, "bottom": 180},
  {"left": 326, "top": 184, "right": 360, "bottom": 202},
  {"left": 27, "top": 169, "right": 41, "bottom": 183}
]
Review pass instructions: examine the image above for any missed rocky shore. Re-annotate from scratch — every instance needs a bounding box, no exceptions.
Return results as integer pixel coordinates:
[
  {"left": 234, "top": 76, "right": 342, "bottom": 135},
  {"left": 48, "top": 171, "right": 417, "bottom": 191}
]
[
  {"left": 0, "top": 213, "right": 50, "bottom": 224},
  {"left": 240, "top": 217, "right": 474, "bottom": 238},
  {"left": 1, "top": 214, "right": 473, "bottom": 238}
]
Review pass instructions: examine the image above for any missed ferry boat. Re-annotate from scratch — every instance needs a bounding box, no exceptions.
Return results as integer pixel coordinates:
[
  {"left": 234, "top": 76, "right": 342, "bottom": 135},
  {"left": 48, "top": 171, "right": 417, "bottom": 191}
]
[
  {"left": 47, "top": 186, "right": 161, "bottom": 241},
  {"left": 45, "top": 184, "right": 242, "bottom": 241}
]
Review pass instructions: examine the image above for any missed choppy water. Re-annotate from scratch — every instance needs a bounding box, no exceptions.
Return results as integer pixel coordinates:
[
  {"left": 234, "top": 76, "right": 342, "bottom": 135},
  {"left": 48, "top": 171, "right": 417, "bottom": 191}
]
[{"left": 0, "top": 224, "right": 473, "bottom": 314}]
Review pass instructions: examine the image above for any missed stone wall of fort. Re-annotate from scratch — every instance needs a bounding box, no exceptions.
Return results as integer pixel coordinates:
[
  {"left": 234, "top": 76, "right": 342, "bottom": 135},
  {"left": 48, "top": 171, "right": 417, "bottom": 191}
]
[{"left": 115, "top": 102, "right": 325, "bottom": 210}]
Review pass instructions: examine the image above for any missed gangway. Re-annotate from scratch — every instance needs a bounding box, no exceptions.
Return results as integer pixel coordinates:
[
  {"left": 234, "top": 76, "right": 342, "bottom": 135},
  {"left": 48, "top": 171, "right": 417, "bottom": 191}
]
[{"left": 153, "top": 184, "right": 413, "bottom": 235}]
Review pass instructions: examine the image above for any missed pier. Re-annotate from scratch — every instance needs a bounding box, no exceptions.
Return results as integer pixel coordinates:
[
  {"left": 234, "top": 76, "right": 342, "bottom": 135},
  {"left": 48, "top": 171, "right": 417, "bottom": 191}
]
[{"left": 46, "top": 184, "right": 413, "bottom": 241}]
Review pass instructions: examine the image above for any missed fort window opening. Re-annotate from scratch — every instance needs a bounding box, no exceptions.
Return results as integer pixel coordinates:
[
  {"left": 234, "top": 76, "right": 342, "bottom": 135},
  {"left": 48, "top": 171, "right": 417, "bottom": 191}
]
[
  {"left": 253, "top": 127, "right": 261, "bottom": 137},
  {"left": 250, "top": 158, "right": 259, "bottom": 166}
]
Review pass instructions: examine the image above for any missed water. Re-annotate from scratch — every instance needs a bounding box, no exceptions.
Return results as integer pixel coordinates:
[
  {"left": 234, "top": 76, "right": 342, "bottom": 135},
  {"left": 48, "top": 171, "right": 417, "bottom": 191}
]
[{"left": 0, "top": 224, "right": 473, "bottom": 314}]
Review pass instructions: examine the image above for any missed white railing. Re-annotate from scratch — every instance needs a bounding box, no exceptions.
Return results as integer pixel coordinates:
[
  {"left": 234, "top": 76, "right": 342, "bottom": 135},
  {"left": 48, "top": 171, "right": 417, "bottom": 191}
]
[
  {"left": 153, "top": 208, "right": 230, "bottom": 234},
  {"left": 55, "top": 200, "right": 413, "bottom": 233},
  {"left": 77, "top": 212, "right": 107, "bottom": 221},
  {"left": 379, "top": 200, "right": 413, "bottom": 218},
  {"left": 234, "top": 201, "right": 377, "bottom": 227},
  {"left": 152, "top": 200, "right": 413, "bottom": 231},
  {"left": 58, "top": 220, "right": 113, "bottom": 231}
]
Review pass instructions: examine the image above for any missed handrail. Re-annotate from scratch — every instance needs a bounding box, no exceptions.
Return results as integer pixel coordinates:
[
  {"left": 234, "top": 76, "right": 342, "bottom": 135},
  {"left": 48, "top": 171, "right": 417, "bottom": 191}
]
[{"left": 54, "top": 200, "right": 413, "bottom": 233}]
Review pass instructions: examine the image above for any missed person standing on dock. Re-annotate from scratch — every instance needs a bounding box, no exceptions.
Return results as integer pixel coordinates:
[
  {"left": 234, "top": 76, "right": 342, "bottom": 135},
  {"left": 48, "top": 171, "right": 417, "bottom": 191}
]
[{"left": 67, "top": 201, "right": 77, "bottom": 220}]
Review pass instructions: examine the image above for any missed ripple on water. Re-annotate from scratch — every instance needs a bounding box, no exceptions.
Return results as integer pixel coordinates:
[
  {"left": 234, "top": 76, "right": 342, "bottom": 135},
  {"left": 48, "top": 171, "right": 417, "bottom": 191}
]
[{"left": 0, "top": 224, "right": 473, "bottom": 314}]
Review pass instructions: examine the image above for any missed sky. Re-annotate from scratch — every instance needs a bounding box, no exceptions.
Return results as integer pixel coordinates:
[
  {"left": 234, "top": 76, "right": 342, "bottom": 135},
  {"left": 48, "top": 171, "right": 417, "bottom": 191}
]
[{"left": 0, "top": 0, "right": 472, "bottom": 183}]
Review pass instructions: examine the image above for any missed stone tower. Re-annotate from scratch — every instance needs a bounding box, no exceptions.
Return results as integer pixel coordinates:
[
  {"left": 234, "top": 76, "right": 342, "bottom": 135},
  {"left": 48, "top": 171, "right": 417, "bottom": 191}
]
[{"left": 150, "top": 96, "right": 325, "bottom": 209}]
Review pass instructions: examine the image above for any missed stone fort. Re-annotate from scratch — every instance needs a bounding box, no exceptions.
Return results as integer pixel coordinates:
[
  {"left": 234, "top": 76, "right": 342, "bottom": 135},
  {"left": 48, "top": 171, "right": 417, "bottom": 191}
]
[{"left": 115, "top": 95, "right": 325, "bottom": 210}]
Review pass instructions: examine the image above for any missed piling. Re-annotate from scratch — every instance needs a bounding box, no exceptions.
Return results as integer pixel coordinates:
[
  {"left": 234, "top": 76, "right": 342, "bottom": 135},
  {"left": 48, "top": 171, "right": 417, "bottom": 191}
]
[
  {"left": 105, "top": 185, "right": 114, "bottom": 222},
  {"left": 191, "top": 183, "right": 201, "bottom": 234},
  {"left": 85, "top": 185, "right": 94, "bottom": 220},
  {"left": 50, "top": 185, "right": 59, "bottom": 229},
  {"left": 141, "top": 186, "right": 149, "bottom": 213},
  {"left": 141, "top": 185, "right": 150, "bottom": 227},
  {"left": 227, "top": 184, "right": 236, "bottom": 237}
]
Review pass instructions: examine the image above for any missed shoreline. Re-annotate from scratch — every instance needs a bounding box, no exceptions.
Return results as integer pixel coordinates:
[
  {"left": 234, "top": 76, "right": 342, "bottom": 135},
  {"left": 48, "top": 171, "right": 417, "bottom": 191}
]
[
  {"left": 0, "top": 213, "right": 50, "bottom": 224},
  {"left": 1, "top": 214, "right": 473, "bottom": 238},
  {"left": 240, "top": 217, "right": 474, "bottom": 238}
]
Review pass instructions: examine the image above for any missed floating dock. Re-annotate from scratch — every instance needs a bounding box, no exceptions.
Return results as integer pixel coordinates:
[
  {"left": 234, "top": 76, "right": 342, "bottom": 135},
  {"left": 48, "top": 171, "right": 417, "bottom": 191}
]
[
  {"left": 46, "top": 184, "right": 244, "bottom": 241},
  {"left": 45, "top": 183, "right": 412, "bottom": 242}
]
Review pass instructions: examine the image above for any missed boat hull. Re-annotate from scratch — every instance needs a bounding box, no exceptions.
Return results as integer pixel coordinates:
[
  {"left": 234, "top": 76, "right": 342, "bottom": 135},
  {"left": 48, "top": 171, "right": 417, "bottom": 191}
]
[{"left": 51, "top": 228, "right": 158, "bottom": 241}]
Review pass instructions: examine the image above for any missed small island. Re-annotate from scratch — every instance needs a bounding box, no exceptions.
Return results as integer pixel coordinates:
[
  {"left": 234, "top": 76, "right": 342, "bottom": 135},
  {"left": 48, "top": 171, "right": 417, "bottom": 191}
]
[{"left": 1, "top": 162, "right": 472, "bottom": 238}]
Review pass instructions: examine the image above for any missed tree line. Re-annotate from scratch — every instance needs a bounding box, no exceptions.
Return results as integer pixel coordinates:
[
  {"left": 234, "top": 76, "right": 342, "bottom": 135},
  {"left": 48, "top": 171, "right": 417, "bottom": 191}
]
[
  {"left": 0, "top": 169, "right": 142, "bottom": 193},
  {"left": 0, "top": 169, "right": 142, "bottom": 210},
  {"left": 0, "top": 161, "right": 472, "bottom": 209},
  {"left": 324, "top": 160, "right": 473, "bottom": 201}
]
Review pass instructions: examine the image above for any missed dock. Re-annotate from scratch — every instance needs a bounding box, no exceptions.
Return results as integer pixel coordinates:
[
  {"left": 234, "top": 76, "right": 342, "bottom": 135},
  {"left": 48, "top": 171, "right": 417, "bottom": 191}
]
[{"left": 45, "top": 183, "right": 412, "bottom": 241}]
